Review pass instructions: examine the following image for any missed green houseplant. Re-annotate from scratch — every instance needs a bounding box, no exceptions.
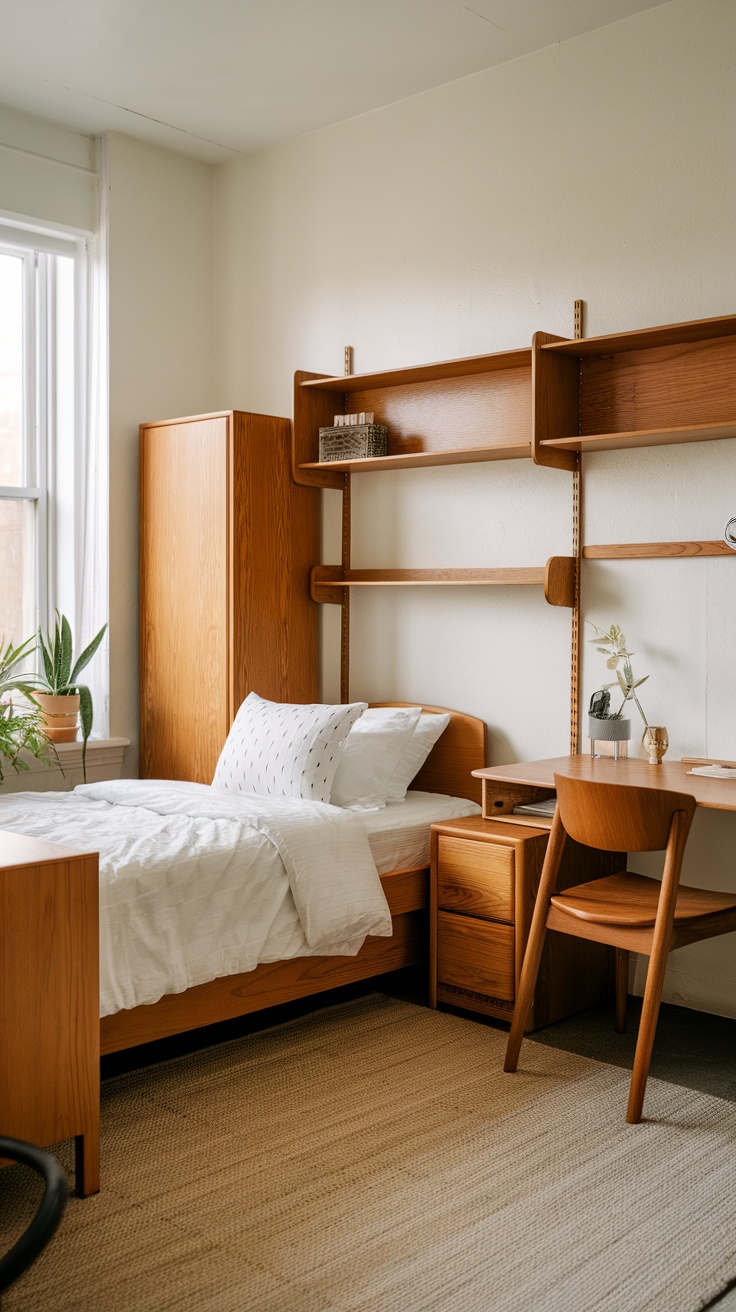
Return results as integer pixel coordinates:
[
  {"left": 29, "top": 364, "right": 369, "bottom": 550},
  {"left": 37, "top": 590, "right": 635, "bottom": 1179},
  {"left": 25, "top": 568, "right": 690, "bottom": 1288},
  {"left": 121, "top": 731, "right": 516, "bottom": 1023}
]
[
  {"left": 0, "top": 635, "right": 58, "bottom": 783},
  {"left": 587, "top": 622, "right": 649, "bottom": 759},
  {"left": 36, "top": 613, "right": 107, "bottom": 780},
  {"left": 588, "top": 622, "right": 649, "bottom": 726}
]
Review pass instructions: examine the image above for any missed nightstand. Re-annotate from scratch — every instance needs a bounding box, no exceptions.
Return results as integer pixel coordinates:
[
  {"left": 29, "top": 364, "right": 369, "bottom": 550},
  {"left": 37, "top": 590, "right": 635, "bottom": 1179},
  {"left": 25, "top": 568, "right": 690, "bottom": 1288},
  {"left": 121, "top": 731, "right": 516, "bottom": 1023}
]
[
  {"left": 429, "top": 815, "right": 622, "bottom": 1030},
  {"left": 0, "top": 830, "right": 100, "bottom": 1196}
]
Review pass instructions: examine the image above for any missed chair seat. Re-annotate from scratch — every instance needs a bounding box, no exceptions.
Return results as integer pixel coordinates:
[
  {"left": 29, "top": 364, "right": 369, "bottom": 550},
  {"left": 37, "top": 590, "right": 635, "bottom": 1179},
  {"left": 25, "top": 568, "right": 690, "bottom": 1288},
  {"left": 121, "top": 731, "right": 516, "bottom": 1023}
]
[{"left": 551, "top": 872, "right": 736, "bottom": 928}]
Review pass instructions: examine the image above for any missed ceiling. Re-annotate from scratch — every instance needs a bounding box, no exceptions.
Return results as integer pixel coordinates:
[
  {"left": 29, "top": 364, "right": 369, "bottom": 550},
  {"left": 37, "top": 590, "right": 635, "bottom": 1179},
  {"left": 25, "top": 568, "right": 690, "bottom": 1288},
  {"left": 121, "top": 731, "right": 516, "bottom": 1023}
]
[{"left": 0, "top": 0, "right": 669, "bottom": 163}]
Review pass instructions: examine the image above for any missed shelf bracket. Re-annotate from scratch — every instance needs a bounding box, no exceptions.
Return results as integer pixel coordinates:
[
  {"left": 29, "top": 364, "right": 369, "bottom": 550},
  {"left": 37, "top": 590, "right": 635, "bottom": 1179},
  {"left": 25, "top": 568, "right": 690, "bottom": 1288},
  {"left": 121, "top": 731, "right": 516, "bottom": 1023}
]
[
  {"left": 545, "top": 556, "right": 577, "bottom": 609},
  {"left": 310, "top": 565, "right": 345, "bottom": 605}
]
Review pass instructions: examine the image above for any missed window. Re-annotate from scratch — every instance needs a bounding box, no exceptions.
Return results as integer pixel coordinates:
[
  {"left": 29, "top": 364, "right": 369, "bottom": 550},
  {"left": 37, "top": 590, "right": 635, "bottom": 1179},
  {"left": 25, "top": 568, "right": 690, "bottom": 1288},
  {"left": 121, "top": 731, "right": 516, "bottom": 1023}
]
[{"left": 0, "top": 223, "right": 86, "bottom": 650}]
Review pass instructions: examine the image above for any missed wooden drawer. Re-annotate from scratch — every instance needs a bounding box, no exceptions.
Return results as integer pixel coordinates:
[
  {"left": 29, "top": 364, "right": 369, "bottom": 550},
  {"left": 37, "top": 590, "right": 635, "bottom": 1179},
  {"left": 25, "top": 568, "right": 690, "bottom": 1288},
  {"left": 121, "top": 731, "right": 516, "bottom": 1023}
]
[
  {"left": 436, "top": 910, "right": 515, "bottom": 1001},
  {"left": 437, "top": 835, "right": 514, "bottom": 923}
]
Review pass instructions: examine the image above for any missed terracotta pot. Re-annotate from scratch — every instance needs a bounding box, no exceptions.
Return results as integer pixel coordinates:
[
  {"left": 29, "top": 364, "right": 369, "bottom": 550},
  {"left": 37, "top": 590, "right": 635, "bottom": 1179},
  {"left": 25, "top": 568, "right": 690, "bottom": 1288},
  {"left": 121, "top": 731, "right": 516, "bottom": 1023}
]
[{"left": 35, "top": 692, "right": 80, "bottom": 743}]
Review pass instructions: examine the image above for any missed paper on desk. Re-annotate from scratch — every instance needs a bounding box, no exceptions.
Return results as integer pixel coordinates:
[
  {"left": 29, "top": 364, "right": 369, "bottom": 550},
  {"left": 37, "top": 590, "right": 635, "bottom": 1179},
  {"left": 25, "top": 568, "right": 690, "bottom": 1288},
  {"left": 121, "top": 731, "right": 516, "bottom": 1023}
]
[{"left": 687, "top": 765, "right": 736, "bottom": 779}]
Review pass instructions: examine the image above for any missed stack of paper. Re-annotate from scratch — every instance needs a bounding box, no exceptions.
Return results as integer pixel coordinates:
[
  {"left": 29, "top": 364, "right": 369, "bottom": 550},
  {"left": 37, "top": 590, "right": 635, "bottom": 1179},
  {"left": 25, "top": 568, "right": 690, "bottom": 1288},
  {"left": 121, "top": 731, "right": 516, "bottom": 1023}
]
[{"left": 687, "top": 765, "right": 736, "bottom": 779}]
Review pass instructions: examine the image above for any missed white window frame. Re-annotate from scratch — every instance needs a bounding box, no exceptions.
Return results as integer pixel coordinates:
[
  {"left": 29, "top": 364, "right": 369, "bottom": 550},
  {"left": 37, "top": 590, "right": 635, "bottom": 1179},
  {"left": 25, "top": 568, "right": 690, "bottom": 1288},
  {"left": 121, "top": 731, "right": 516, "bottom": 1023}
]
[{"left": 0, "top": 220, "right": 88, "bottom": 638}]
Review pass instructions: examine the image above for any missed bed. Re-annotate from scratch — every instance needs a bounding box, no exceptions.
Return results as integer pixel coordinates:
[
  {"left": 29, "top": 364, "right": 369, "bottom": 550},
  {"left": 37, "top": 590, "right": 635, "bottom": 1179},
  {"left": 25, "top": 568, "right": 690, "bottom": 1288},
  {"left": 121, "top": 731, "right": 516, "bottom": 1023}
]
[{"left": 0, "top": 704, "right": 485, "bottom": 1057}]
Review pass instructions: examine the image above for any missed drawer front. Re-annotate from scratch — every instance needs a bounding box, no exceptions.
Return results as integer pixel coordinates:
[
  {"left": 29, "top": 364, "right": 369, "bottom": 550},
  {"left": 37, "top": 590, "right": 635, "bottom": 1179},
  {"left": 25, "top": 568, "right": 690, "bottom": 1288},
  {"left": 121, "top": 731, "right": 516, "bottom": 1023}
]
[
  {"left": 437, "top": 836, "right": 514, "bottom": 923},
  {"left": 437, "top": 910, "right": 515, "bottom": 1001}
]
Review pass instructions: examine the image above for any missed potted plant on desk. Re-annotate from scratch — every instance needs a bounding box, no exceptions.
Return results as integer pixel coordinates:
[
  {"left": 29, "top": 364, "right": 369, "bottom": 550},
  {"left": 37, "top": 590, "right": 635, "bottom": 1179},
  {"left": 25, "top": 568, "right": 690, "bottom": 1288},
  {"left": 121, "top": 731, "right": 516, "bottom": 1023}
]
[
  {"left": 35, "top": 613, "right": 107, "bottom": 780},
  {"left": 587, "top": 622, "right": 658, "bottom": 761}
]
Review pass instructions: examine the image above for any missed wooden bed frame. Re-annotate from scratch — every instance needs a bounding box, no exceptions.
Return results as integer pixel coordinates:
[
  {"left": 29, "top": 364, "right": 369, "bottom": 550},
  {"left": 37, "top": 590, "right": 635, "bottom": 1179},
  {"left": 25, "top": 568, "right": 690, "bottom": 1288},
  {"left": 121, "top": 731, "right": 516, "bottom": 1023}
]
[{"left": 100, "top": 704, "right": 486, "bottom": 1055}]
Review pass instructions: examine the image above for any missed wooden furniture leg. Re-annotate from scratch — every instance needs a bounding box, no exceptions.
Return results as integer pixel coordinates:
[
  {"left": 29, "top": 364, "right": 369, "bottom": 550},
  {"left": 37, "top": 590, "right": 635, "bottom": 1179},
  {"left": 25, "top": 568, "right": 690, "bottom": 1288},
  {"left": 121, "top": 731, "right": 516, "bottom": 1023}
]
[
  {"left": 504, "top": 812, "right": 567, "bottom": 1072},
  {"left": 615, "top": 948, "right": 629, "bottom": 1034},
  {"left": 626, "top": 809, "right": 689, "bottom": 1123},
  {"left": 75, "top": 1127, "right": 100, "bottom": 1199}
]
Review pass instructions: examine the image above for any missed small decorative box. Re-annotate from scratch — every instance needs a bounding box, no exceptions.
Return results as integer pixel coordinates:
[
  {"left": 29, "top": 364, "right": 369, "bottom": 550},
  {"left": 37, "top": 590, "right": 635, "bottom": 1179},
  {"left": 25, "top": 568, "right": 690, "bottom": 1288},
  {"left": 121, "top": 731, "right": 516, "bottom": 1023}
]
[{"left": 319, "top": 423, "right": 388, "bottom": 462}]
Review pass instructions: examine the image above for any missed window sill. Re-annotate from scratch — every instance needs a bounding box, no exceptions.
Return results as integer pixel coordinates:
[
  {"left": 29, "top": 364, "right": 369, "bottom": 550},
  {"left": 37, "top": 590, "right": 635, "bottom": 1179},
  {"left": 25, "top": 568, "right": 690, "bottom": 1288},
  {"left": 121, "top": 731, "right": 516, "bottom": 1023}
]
[{"left": 0, "top": 738, "right": 130, "bottom": 794}]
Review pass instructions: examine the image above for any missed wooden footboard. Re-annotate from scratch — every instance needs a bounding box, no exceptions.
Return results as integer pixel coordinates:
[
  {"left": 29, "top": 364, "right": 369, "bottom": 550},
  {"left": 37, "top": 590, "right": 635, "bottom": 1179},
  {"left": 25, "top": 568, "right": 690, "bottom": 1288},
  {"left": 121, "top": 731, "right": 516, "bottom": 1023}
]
[{"left": 100, "top": 865, "right": 428, "bottom": 1055}]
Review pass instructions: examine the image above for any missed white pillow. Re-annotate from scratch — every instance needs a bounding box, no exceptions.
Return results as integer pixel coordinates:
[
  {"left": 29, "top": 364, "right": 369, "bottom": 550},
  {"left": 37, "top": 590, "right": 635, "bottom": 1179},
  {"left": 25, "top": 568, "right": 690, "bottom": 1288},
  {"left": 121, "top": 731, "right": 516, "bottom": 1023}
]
[
  {"left": 212, "top": 692, "right": 367, "bottom": 803},
  {"left": 386, "top": 711, "right": 452, "bottom": 803},
  {"left": 330, "top": 705, "right": 422, "bottom": 810}
]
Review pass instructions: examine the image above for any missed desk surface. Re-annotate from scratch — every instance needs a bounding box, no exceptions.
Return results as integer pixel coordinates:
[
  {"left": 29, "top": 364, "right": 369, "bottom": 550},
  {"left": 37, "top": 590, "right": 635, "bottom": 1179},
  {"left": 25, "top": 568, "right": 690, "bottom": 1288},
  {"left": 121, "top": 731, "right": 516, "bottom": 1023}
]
[{"left": 473, "top": 755, "right": 736, "bottom": 812}]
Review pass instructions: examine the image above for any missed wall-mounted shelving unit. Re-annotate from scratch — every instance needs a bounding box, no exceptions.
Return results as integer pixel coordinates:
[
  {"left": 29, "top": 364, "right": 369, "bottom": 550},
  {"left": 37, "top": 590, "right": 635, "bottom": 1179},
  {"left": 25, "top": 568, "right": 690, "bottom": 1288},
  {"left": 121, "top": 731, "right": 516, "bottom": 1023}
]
[
  {"left": 292, "top": 309, "right": 735, "bottom": 729},
  {"left": 532, "top": 314, "right": 736, "bottom": 459},
  {"left": 292, "top": 348, "right": 532, "bottom": 488}
]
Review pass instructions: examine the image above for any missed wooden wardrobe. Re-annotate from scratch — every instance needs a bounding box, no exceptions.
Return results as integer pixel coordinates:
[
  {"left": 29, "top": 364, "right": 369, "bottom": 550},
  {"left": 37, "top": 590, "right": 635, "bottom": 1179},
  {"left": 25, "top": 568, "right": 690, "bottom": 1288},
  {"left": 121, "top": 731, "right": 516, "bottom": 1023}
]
[{"left": 140, "top": 410, "right": 320, "bottom": 782}]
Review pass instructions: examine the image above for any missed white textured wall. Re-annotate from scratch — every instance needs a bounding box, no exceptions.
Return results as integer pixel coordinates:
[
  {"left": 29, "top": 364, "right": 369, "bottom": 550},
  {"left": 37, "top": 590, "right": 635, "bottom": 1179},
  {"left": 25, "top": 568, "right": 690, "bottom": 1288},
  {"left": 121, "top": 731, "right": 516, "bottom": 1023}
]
[
  {"left": 212, "top": 0, "right": 736, "bottom": 1016},
  {"left": 107, "top": 133, "right": 214, "bottom": 773}
]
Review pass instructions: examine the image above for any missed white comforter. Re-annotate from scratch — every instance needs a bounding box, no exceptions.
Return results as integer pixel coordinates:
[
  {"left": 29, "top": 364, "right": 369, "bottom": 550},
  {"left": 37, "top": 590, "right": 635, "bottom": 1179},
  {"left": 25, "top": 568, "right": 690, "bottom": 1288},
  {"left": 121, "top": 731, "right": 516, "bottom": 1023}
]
[{"left": 0, "top": 779, "right": 392, "bottom": 1017}]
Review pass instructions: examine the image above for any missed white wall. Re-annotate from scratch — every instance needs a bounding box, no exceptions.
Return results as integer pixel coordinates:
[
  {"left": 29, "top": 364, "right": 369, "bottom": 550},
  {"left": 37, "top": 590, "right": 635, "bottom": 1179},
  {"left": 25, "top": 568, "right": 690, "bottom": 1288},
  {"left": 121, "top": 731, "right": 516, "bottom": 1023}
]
[
  {"left": 0, "top": 105, "right": 95, "bottom": 232},
  {"left": 106, "top": 133, "right": 215, "bottom": 772},
  {"left": 212, "top": 0, "right": 736, "bottom": 1016}
]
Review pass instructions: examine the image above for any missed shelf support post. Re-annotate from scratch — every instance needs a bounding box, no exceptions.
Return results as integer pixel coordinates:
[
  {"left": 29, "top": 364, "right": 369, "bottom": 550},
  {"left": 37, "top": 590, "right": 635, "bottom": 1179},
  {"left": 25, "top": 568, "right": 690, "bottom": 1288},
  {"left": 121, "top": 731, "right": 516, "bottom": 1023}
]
[
  {"left": 570, "top": 297, "right": 584, "bottom": 753},
  {"left": 341, "top": 473, "right": 351, "bottom": 702}
]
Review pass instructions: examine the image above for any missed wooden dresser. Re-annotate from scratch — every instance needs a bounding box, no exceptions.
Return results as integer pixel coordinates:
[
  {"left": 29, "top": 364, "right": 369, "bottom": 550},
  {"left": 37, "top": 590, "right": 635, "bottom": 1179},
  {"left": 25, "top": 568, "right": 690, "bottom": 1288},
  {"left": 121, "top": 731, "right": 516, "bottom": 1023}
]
[
  {"left": 139, "top": 411, "right": 320, "bottom": 782},
  {"left": 0, "top": 830, "right": 99, "bottom": 1196},
  {"left": 430, "top": 815, "right": 622, "bottom": 1031}
]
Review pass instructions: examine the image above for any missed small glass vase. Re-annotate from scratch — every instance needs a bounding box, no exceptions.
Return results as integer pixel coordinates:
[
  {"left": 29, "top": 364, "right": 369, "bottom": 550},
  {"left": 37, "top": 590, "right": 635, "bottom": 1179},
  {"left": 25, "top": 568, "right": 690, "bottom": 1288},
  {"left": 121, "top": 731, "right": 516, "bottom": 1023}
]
[{"left": 643, "top": 726, "right": 669, "bottom": 765}]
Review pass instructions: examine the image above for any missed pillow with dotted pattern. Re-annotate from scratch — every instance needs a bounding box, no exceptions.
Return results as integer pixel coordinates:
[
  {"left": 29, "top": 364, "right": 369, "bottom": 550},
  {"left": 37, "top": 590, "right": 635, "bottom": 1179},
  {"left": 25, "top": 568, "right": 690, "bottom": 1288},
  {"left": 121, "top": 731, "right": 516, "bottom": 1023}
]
[{"left": 212, "top": 693, "right": 367, "bottom": 803}]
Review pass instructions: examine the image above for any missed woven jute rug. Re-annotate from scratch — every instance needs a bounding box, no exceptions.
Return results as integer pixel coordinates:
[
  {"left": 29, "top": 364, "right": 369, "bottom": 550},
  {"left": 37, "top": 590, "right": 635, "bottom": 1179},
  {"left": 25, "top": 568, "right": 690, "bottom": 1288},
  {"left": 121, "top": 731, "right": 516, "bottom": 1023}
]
[{"left": 2, "top": 994, "right": 735, "bottom": 1312}]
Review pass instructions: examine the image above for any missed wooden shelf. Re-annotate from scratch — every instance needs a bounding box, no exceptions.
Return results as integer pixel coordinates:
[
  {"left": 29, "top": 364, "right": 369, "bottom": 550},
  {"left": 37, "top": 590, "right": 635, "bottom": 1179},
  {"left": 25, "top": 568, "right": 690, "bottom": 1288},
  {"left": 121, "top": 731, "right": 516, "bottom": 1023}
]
[
  {"left": 293, "top": 348, "right": 532, "bottom": 487},
  {"left": 311, "top": 557, "right": 576, "bottom": 609},
  {"left": 540, "top": 314, "right": 736, "bottom": 356},
  {"left": 298, "top": 440, "right": 531, "bottom": 474},
  {"left": 542, "top": 420, "right": 736, "bottom": 455},
  {"left": 532, "top": 315, "right": 736, "bottom": 464},
  {"left": 584, "top": 540, "right": 735, "bottom": 560},
  {"left": 301, "top": 348, "right": 531, "bottom": 392}
]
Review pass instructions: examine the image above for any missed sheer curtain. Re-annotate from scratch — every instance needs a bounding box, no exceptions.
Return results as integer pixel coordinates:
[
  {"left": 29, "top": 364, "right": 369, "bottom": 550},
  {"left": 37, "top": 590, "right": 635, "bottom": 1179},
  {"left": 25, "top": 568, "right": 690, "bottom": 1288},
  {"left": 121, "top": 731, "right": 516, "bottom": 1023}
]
[{"left": 76, "top": 135, "right": 109, "bottom": 737}]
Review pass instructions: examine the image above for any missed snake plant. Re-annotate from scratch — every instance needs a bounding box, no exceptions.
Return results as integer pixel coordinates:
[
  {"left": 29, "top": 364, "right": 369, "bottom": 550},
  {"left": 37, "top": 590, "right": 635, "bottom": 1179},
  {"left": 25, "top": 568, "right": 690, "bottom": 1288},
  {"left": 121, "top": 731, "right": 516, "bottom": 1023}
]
[{"left": 37, "top": 613, "right": 107, "bottom": 778}]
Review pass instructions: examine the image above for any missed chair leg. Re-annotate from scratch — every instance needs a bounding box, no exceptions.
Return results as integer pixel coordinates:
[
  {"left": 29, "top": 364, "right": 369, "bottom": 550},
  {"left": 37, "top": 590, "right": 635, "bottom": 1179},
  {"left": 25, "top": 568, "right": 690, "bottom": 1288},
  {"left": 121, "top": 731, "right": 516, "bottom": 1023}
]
[
  {"left": 504, "top": 813, "right": 567, "bottom": 1073},
  {"left": 626, "top": 807, "right": 690, "bottom": 1124},
  {"left": 615, "top": 948, "right": 629, "bottom": 1034},
  {"left": 626, "top": 948, "right": 668, "bottom": 1123}
]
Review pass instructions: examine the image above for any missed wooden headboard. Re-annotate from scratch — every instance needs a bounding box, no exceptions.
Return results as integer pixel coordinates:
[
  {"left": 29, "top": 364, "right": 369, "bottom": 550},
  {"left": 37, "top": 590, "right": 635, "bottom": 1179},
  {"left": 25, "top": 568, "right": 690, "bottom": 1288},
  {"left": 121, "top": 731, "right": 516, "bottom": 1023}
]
[{"left": 370, "top": 703, "right": 487, "bottom": 805}]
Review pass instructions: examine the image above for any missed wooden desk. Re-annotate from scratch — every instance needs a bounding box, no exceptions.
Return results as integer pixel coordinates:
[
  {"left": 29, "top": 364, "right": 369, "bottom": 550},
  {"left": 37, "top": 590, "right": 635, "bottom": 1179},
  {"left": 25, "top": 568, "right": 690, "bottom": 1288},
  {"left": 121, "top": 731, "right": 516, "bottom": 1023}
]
[
  {"left": 0, "top": 830, "right": 100, "bottom": 1196},
  {"left": 473, "top": 755, "right": 736, "bottom": 816}
]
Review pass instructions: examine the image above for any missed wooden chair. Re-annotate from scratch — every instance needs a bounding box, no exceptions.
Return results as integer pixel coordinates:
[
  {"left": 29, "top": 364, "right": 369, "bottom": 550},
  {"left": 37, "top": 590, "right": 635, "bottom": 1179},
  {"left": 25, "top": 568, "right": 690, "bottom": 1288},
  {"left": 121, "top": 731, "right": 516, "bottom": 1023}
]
[{"left": 504, "top": 774, "right": 736, "bottom": 1123}]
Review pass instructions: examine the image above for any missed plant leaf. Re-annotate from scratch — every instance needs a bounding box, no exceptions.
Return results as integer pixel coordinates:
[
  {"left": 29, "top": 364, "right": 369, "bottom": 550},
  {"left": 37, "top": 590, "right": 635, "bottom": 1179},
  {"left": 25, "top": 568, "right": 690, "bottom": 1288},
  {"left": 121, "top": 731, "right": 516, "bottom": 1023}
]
[
  {"left": 60, "top": 614, "right": 73, "bottom": 688},
  {"left": 78, "top": 685, "right": 93, "bottom": 783},
  {"left": 52, "top": 614, "right": 64, "bottom": 692},
  {"left": 70, "top": 623, "right": 107, "bottom": 685},
  {"left": 38, "top": 630, "right": 54, "bottom": 685}
]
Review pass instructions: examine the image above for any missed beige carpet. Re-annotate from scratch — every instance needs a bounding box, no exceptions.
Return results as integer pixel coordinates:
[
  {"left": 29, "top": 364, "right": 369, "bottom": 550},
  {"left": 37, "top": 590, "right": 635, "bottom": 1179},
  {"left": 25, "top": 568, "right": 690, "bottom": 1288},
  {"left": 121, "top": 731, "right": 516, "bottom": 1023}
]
[{"left": 2, "top": 994, "right": 735, "bottom": 1312}]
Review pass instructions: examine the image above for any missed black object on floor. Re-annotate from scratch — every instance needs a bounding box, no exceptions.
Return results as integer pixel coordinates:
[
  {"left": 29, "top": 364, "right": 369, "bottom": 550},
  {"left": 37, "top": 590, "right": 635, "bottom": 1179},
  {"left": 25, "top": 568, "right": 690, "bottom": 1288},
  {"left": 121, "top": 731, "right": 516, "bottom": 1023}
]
[{"left": 0, "top": 1138, "right": 68, "bottom": 1292}]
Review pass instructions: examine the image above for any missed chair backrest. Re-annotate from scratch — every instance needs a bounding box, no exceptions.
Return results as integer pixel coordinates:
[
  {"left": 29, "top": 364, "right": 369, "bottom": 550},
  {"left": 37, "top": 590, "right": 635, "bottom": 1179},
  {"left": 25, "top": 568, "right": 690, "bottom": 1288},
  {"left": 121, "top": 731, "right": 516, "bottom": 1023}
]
[{"left": 553, "top": 773, "right": 696, "bottom": 852}]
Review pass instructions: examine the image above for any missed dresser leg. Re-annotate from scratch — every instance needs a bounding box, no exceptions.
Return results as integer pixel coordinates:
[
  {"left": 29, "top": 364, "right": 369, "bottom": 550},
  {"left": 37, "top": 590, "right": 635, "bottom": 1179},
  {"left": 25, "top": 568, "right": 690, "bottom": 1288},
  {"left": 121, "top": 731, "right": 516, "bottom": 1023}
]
[{"left": 75, "top": 1129, "right": 100, "bottom": 1197}]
